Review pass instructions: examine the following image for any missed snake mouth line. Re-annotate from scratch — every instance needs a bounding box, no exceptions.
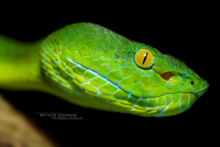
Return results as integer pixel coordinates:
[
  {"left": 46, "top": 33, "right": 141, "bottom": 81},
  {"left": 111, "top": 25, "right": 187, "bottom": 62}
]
[{"left": 132, "top": 92, "right": 197, "bottom": 99}]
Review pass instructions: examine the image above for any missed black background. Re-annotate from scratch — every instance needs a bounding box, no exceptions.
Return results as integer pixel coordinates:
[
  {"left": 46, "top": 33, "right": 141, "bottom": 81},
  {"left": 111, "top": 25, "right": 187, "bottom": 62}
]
[{"left": 0, "top": 3, "right": 217, "bottom": 146}]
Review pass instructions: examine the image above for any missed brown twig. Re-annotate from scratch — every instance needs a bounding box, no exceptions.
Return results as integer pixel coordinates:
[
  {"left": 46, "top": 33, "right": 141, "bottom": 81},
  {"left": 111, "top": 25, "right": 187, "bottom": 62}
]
[{"left": 0, "top": 94, "right": 56, "bottom": 147}]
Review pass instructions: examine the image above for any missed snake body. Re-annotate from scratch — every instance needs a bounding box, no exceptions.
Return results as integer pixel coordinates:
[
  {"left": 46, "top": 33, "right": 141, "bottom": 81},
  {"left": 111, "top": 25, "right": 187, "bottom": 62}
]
[{"left": 0, "top": 23, "right": 209, "bottom": 117}]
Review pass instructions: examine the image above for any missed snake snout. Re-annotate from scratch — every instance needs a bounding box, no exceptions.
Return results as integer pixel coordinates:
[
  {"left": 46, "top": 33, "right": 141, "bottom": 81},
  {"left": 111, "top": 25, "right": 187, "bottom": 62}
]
[{"left": 193, "top": 82, "right": 209, "bottom": 97}]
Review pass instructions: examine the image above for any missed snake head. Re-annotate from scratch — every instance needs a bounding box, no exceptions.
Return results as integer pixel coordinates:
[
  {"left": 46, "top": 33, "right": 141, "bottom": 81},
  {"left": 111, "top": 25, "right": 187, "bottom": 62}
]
[
  {"left": 40, "top": 23, "right": 209, "bottom": 117},
  {"left": 140, "top": 49, "right": 209, "bottom": 116}
]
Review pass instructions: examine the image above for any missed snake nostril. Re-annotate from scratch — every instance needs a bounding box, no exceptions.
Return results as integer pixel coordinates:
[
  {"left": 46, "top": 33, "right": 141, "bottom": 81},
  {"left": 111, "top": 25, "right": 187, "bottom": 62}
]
[{"left": 191, "top": 81, "right": 194, "bottom": 85}]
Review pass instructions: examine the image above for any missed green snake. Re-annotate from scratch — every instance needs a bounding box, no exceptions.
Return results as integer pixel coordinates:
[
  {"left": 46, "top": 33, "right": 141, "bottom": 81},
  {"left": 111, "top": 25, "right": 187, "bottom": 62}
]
[{"left": 0, "top": 22, "right": 209, "bottom": 117}]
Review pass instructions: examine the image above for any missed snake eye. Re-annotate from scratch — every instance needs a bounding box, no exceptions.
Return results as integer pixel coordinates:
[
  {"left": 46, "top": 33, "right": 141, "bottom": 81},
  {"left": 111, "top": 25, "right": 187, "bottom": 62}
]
[{"left": 135, "top": 49, "right": 154, "bottom": 69}]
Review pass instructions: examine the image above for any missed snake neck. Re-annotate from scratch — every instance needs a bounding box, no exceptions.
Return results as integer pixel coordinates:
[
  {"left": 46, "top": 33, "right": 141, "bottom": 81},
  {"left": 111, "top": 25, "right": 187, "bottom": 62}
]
[{"left": 0, "top": 35, "right": 44, "bottom": 90}]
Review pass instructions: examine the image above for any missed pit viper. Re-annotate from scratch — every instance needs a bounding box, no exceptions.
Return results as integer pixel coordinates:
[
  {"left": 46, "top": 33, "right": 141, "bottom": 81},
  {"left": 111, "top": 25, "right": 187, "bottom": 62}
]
[{"left": 0, "top": 22, "right": 209, "bottom": 117}]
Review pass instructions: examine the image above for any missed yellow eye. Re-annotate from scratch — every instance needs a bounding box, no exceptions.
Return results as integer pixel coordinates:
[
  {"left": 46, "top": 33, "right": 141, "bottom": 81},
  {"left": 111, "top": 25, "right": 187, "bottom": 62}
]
[{"left": 135, "top": 49, "right": 154, "bottom": 69}]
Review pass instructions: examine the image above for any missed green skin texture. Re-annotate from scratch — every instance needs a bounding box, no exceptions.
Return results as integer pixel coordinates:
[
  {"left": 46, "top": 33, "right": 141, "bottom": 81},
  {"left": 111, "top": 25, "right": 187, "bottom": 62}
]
[{"left": 0, "top": 23, "right": 209, "bottom": 117}]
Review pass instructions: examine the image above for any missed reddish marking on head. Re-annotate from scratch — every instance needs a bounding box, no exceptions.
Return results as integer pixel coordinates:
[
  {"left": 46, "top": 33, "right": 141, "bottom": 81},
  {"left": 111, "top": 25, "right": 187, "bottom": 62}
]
[{"left": 160, "top": 72, "right": 175, "bottom": 81}]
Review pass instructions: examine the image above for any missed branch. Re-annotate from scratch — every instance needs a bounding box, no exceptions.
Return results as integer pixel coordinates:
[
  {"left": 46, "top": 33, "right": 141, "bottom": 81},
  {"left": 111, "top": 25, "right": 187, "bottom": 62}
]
[{"left": 0, "top": 94, "right": 56, "bottom": 147}]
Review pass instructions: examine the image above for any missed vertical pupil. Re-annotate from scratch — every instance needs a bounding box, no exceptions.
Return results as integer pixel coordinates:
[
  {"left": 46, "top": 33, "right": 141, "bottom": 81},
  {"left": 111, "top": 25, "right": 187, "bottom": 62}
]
[{"left": 142, "top": 52, "right": 148, "bottom": 64}]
